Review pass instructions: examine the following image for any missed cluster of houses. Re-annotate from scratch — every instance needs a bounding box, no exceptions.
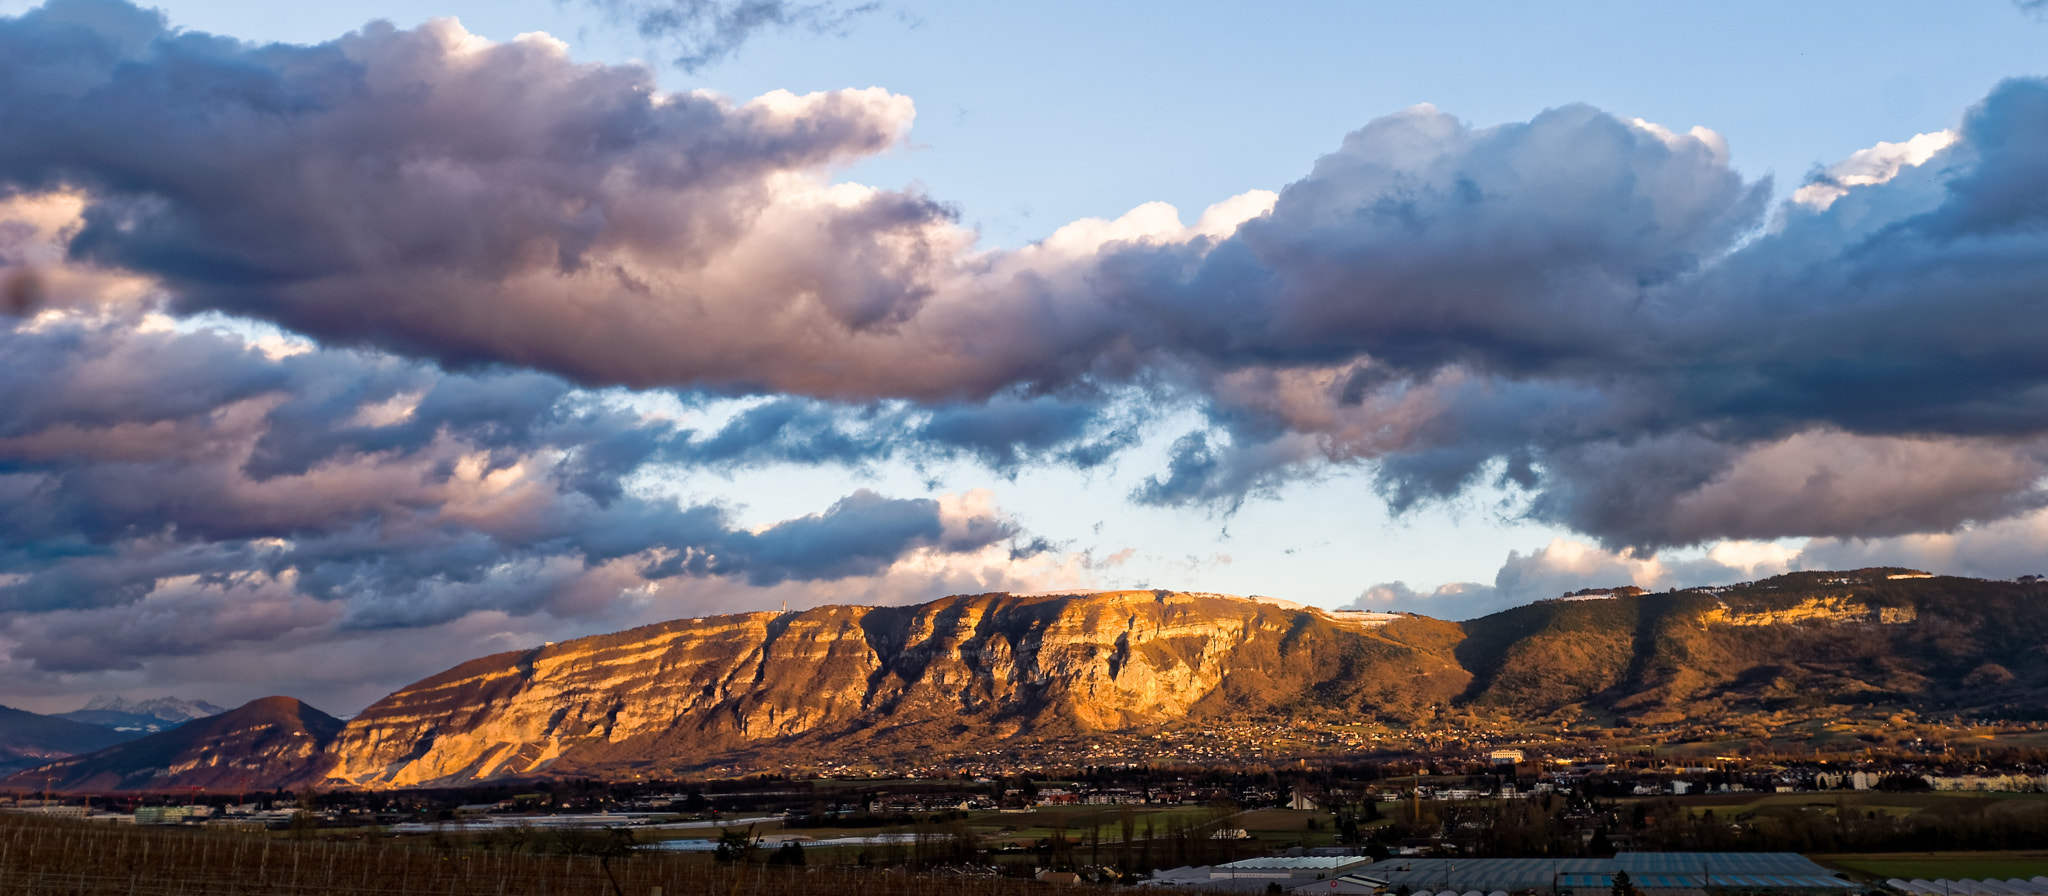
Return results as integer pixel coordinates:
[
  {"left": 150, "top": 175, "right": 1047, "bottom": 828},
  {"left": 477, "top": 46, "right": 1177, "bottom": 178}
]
[{"left": 2, "top": 800, "right": 316, "bottom": 825}]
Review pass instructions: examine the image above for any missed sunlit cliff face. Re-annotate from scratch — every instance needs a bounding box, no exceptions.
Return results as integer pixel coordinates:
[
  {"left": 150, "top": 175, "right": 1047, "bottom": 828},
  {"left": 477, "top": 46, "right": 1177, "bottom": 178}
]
[
  {"left": 324, "top": 590, "right": 1465, "bottom": 787},
  {"left": 14, "top": 569, "right": 2046, "bottom": 790}
]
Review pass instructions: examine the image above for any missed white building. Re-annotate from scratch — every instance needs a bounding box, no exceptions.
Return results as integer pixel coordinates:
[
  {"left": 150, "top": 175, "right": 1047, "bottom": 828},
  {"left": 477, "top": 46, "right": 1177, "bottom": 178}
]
[
  {"left": 1211, "top": 857, "right": 1377, "bottom": 881},
  {"left": 1291, "top": 872, "right": 1390, "bottom": 894}
]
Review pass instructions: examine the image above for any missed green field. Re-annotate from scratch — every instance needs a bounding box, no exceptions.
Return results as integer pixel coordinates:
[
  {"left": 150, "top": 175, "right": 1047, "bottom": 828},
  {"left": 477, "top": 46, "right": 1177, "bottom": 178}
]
[
  {"left": 1674, "top": 790, "right": 2048, "bottom": 821},
  {"left": 654, "top": 804, "right": 1256, "bottom": 849},
  {"left": 963, "top": 806, "right": 1244, "bottom": 845},
  {"left": 1819, "top": 852, "right": 2048, "bottom": 882}
]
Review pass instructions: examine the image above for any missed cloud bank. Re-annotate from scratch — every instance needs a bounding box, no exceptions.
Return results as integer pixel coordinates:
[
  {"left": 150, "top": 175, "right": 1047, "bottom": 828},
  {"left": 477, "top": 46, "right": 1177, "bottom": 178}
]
[
  {"left": 7, "top": 0, "right": 2048, "bottom": 703},
  {"left": 13, "top": 1, "right": 2048, "bottom": 550},
  {"left": 0, "top": 185, "right": 1079, "bottom": 709},
  {"left": 1352, "top": 512, "right": 2048, "bottom": 622},
  {"left": 0, "top": 304, "right": 1065, "bottom": 700}
]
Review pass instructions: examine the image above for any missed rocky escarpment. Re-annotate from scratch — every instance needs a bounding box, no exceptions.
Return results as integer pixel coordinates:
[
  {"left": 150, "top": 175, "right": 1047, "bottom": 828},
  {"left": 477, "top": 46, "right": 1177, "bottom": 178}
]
[
  {"left": 26, "top": 571, "right": 2048, "bottom": 791},
  {"left": 326, "top": 590, "right": 1467, "bottom": 787},
  {"left": 1454, "top": 569, "right": 2048, "bottom": 725},
  {"left": 1702, "top": 594, "right": 1919, "bottom": 626}
]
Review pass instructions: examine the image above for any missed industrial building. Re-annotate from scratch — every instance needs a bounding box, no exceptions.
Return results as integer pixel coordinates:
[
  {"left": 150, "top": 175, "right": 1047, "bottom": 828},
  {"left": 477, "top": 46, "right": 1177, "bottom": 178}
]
[
  {"left": 1356, "top": 853, "right": 1861, "bottom": 894},
  {"left": 1145, "top": 852, "right": 1862, "bottom": 894},
  {"left": 1209, "top": 856, "right": 1379, "bottom": 881},
  {"left": 1887, "top": 878, "right": 2048, "bottom": 896}
]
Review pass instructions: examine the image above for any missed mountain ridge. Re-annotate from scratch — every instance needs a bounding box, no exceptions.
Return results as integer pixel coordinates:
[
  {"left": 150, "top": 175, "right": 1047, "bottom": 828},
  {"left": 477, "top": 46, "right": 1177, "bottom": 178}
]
[
  {"left": 56, "top": 695, "right": 228, "bottom": 734},
  {"left": 16, "top": 570, "right": 2048, "bottom": 791},
  {"left": 5, "top": 697, "right": 340, "bottom": 792},
  {"left": 0, "top": 706, "right": 143, "bottom": 776},
  {"left": 325, "top": 589, "right": 1469, "bottom": 787}
]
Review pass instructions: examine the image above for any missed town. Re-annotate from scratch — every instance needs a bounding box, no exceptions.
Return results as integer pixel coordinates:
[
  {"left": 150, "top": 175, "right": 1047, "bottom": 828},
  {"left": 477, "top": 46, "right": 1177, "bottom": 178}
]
[{"left": 15, "top": 739, "right": 2048, "bottom": 892}]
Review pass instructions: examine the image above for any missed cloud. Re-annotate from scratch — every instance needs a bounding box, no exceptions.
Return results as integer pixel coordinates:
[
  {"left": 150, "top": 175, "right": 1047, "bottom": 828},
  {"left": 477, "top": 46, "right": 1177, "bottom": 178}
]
[
  {"left": 1348, "top": 580, "right": 1507, "bottom": 622},
  {"left": 0, "top": 2, "right": 977, "bottom": 397},
  {"left": 0, "top": 531, "right": 1096, "bottom": 713},
  {"left": 0, "top": 299, "right": 1056, "bottom": 707},
  {"left": 1349, "top": 537, "right": 1684, "bottom": 621},
  {"left": 1112, "top": 105, "right": 1763, "bottom": 378},
  {"left": 1347, "top": 535, "right": 1790, "bottom": 620},
  {"left": 1359, "top": 516, "right": 2048, "bottom": 622},
  {"left": 0, "top": 6, "right": 1789, "bottom": 417},
  {"left": 6, "top": 1, "right": 2048, "bottom": 650},
  {"left": 582, "top": 0, "right": 878, "bottom": 72},
  {"left": 1797, "top": 507, "right": 2048, "bottom": 581},
  {"left": 1129, "top": 81, "right": 2048, "bottom": 550},
  {"left": 1792, "top": 130, "right": 1956, "bottom": 211},
  {"left": 670, "top": 392, "right": 1144, "bottom": 472}
]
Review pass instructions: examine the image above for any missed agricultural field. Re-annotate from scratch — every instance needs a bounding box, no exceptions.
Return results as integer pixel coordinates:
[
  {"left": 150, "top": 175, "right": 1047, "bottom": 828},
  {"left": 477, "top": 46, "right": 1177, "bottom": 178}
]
[
  {"left": 967, "top": 806, "right": 1232, "bottom": 840},
  {"left": 651, "top": 804, "right": 1267, "bottom": 849},
  {"left": 1677, "top": 791, "right": 2048, "bottom": 820},
  {"left": 0, "top": 813, "right": 1204, "bottom": 896},
  {"left": 628, "top": 801, "right": 1355, "bottom": 863}
]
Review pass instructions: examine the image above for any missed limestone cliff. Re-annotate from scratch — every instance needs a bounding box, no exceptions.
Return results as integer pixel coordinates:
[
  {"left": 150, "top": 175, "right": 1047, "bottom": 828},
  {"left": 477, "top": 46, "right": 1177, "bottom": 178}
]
[
  {"left": 26, "top": 571, "right": 2048, "bottom": 792},
  {"left": 1702, "top": 594, "right": 1918, "bottom": 626},
  {"left": 326, "top": 590, "right": 1465, "bottom": 787}
]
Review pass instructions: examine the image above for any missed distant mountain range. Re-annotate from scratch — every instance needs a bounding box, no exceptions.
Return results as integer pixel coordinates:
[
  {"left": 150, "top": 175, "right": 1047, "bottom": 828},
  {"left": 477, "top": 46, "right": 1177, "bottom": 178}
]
[
  {"left": 0, "top": 706, "right": 141, "bottom": 776},
  {"left": 11, "top": 569, "right": 2048, "bottom": 792},
  {"left": 55, "top": 695, "right": 227, "bottom": 733},
  {"left": 0, "top": 695, "right": 224, "bottom": 775},
  {"left": 15, "top": 697, "right": 339, "bottom": 792}
]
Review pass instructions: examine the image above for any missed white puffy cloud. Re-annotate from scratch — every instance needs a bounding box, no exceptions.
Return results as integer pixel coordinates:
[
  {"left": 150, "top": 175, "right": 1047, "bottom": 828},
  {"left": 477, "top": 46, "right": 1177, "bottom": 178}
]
[
  {"left": 1792, "top": 130, "right": 1957, "bottom": 211},
  {"left": 1354, "top": 514, "right": 2048, "bottom": 622}
]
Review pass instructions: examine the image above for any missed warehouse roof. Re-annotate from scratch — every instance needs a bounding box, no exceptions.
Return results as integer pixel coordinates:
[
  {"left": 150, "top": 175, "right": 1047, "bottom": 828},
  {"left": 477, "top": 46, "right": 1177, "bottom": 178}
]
[{"left": 1359, "top": 853, "right": 1858, "bottom": 892}]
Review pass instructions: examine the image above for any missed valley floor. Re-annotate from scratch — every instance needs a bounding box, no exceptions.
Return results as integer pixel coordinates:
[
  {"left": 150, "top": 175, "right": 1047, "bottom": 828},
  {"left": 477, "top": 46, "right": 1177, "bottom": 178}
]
[{"left": 0, "top": 813, "right": 1205, "bottom": 895}]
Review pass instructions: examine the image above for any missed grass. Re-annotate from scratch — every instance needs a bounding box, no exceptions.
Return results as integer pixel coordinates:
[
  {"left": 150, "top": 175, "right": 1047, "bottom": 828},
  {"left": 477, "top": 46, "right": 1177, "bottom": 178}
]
[
  {"left": 1677, "top": 791, "right": 2048, "bottom": 820},
  {"left": 808, "top": 778, "right": 986, "bottom": 790},
  {"left": 1231, "top": 808, "right": 1329, "bottom": 831},
  {"left": 972, "top": 807, "right": 1237, "bottom": 845},
  {"left": 512, "top": 801, "right": 1347, "bottom": 861},
  {"left": 660, "top": 805, "right": 1245, "bottom": 850}
]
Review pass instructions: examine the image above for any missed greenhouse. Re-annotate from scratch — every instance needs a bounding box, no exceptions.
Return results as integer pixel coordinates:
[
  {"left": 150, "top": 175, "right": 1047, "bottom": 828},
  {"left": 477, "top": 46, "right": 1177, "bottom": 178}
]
[
  {"left": 1358, "top": 853, "right": 1862, "bottom": 894},
  {"left": 1886, "top": 879, "right": 2048, "bottom": 896}
]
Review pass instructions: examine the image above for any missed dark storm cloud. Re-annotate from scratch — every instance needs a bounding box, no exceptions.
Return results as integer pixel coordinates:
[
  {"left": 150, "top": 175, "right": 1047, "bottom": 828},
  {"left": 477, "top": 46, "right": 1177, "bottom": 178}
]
[{"left": 582, "top": 0, "right": 878, "bottom": 72}]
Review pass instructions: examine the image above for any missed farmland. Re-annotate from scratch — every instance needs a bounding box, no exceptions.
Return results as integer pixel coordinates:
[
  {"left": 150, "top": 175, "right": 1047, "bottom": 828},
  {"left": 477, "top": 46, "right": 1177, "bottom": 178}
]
[{"left": 0, "top": 813, "right": 1203, "bottom": 896}]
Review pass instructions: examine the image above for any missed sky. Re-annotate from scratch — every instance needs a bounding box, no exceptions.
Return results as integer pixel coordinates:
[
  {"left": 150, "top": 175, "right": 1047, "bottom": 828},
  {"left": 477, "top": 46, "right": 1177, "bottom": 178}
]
[{"left": 2, "top": 0, "right": 2048, "bottom": 714}]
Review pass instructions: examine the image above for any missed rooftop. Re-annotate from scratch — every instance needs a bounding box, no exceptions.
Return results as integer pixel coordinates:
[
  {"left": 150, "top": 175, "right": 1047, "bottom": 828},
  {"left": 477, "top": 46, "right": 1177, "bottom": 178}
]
[{"left": 1220, "top": 857, "right": 1374, "bottom": 870}]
